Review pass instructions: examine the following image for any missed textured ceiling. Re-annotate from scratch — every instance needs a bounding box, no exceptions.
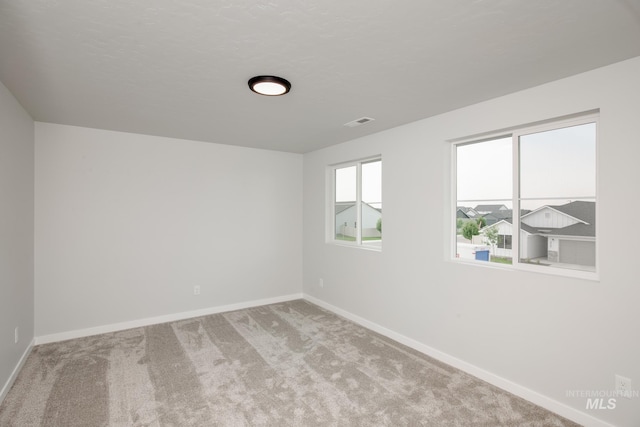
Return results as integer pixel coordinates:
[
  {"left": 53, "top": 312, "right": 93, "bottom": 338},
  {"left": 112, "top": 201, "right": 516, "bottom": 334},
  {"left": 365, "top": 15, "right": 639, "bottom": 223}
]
[{"left": 1, "top": 0, "right": 639, "bottom": 153}]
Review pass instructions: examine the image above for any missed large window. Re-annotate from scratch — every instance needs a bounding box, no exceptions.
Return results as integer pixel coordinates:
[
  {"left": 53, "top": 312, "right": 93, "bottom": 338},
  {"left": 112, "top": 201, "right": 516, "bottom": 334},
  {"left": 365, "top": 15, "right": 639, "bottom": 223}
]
[
  {"left": 454, "top": 114, "right": 597, "bottom": 278},
  {"left": 332, "top": 158, "right": 382, "bottom": 248}
]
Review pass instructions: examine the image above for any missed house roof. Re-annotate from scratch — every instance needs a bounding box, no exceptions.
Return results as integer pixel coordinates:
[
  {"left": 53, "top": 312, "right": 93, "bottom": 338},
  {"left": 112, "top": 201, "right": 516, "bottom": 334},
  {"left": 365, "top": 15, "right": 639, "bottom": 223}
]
[
  {"left": 549, "top": 201, "right": 595, "bottom": 225},
  {"left": 456, "top": 210, "right": 470, "bottom": 219},
  {"left": 335, "top": 202, "right": 382, "bottom": 215},
  {"left": 488, "top": 209, "right": 518, "bottom": 220},
  {"left": 475, "top": 204, "right": 508, "bottom": 212},
  {"left": 335, "top": 202, "right": 356, "bottom": 215},
  {"left": 544, "top": 201, "right": 596, "bottom": 238},
  {"left": 457, "top": 206, "right": 479, "bottom": 217},
  {"left": 487, "top": 201, "right": 595, "bottom": 238},
  {"left": 486, "top": 219, "right": 536, "bottom": 236},
  {"left": 546, "top": 222, "right": 595, "bottom": 238}
]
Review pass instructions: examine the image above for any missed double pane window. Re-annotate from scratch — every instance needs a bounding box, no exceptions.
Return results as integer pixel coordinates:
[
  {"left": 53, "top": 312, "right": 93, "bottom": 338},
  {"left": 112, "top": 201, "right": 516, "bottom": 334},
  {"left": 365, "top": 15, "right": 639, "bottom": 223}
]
[
  {"left": 454, "top": 115, "right": 597, "bottom": 277},
  {"left": 333, "top": 158, "right": 382, "bottom": 248}
]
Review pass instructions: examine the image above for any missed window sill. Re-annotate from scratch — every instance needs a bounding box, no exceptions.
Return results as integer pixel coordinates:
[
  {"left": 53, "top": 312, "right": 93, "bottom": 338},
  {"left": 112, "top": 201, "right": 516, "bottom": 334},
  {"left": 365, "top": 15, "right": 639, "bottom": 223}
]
[
  {"left": 328, "top": 241, "right": 382, "bottom": 252},
  {"left": 451, "top": 258, "right": 599, "bottom": 282}
]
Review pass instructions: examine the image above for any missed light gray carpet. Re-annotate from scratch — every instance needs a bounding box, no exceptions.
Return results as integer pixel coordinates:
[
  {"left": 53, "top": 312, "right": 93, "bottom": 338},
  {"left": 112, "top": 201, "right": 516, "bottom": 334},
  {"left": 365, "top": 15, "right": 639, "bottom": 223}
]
[{"left": 0, "top": 300, "right": 580, "bottom": 426}]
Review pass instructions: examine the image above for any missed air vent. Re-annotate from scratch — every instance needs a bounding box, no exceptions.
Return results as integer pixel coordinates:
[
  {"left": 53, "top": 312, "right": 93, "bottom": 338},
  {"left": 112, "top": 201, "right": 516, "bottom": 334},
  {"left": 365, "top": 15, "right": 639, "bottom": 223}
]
[{"left": 344, "top": 117, "right": 375, "bottom": 128}]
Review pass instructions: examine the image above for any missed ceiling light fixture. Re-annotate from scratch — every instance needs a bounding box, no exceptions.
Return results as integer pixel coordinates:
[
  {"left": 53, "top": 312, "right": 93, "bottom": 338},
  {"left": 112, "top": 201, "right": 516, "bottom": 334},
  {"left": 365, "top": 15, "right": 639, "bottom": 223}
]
[{"left": 248, "top": 75, "right": 291, "bottom": 96}]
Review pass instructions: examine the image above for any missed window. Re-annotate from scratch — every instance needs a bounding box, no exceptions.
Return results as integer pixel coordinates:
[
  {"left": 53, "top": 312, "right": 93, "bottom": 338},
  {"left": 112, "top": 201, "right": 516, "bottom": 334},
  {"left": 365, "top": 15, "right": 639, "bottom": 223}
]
[
  {"left": 497, "top": 234, "right": 512, "bottom": 249},
  {"left": 454, "top": 114, "right": 597, "bottom": 278},
  {"left": 331, "top": 158, "right": 382, "bottom": 248}
]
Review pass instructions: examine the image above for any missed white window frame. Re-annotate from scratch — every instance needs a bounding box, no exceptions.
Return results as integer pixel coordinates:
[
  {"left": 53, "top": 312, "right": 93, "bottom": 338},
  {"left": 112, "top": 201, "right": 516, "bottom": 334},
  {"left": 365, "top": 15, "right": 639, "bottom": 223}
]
[
  {"left": 328, "top": 156, "right": 382, "bottom": 250},
  {"left": 452, "top": 113, "right": 598, "bottom": 280}
]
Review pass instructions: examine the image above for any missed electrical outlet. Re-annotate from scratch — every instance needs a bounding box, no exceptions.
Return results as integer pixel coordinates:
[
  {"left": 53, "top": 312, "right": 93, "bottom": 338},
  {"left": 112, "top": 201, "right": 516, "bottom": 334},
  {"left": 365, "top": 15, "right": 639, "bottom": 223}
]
[
  {"left": 616, "top": 375, "right": 632, "bottom": 399},
  {"left": 14, "top": 327, "right": 19, "bottom": 344},
  {"left": 193, "top": 285, "right": 201, "bottom": 295},
  {"left": 319, "top": 278, "right": 324, "bottom": 288}
]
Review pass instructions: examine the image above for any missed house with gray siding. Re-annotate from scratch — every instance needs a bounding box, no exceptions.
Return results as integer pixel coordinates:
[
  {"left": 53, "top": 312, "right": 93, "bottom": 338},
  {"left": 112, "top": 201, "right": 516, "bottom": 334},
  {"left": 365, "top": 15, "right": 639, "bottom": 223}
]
[{"left": 481, "top": 201, "right": 595, "bottom": 268}]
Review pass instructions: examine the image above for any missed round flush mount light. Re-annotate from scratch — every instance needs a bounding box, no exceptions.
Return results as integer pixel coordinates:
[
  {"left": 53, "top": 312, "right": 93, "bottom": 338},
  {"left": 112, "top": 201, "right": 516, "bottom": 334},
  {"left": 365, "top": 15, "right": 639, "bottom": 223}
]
[{"left": 248, "top": 75, "right": 291, "bottom": 96}]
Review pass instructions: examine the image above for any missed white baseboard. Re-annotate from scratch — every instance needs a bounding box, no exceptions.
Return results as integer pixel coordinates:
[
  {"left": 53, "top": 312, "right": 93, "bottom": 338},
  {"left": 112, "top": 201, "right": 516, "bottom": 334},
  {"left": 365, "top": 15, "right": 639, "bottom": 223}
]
[
  {"left": 303, "top": 294, "right": 614, "bottom": 427},
  {"left": 0, "top": 338, "right": 35, "bottom": 405},
  {"left": 35, "top": 293, "right": 303, "bottom": 345}
]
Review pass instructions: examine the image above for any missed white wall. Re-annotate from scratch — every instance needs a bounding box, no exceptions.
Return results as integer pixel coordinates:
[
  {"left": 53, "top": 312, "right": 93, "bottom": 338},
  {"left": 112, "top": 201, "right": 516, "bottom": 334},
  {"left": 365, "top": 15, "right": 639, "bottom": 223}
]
[
  {"left": 303, "top": 56, "right": 640, "bottom": 426},
  {"left": 35, "top": 124, "right": 303, "bottom": 337},
  {"left": 0, "top": 82, "right": 34, "bottom": 399}
]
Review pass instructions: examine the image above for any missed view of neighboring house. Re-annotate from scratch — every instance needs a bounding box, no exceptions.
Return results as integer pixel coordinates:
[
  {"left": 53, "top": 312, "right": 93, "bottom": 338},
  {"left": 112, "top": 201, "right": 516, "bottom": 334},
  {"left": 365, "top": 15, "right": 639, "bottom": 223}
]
[
  {"left": 457, "top": 206, "right": 515, "bottom": 227},
  {"left": 480, "top": 209, "right": 514, "bottom": 226},
  {"left": 335, "top": 202, "right": 382, "bottom": 238},
  {"left": 457, "top": 201, "right": 595, "bottom": 269},
  {"left": 523, "top": 201, "right": 595, "bottom": 266},
  {"left": 456, "top": 207, "right": 480, "bottom": 219},
  {"left": 474, "top": 204, "right": 509, "bottom": 214}
]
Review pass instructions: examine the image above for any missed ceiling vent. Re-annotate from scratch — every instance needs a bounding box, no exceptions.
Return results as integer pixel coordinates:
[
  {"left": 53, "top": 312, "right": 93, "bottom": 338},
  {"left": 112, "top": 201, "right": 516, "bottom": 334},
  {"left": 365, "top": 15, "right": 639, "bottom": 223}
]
[{"left": 344, "top": 117, "right": 375, "bottom": 128}]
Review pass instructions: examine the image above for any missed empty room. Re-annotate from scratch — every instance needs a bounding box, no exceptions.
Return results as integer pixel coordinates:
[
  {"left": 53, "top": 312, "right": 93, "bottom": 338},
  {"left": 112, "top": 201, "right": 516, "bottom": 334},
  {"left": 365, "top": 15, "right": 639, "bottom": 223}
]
[{"left": 1, "top": 1, "right": 639, "bottom": 426}]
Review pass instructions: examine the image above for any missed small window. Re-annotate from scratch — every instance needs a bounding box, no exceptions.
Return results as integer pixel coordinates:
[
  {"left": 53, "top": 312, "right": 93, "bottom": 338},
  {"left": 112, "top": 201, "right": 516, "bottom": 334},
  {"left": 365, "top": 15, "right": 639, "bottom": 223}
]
[
  {"left": 454, "top": 114, "right": 597, "bottom": 278},
  {"left": 497, "top": 234, "right": 512, "bottom": 249},
  {"left": 331, "top": 158, "right": 382, "bottom": 248}
]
